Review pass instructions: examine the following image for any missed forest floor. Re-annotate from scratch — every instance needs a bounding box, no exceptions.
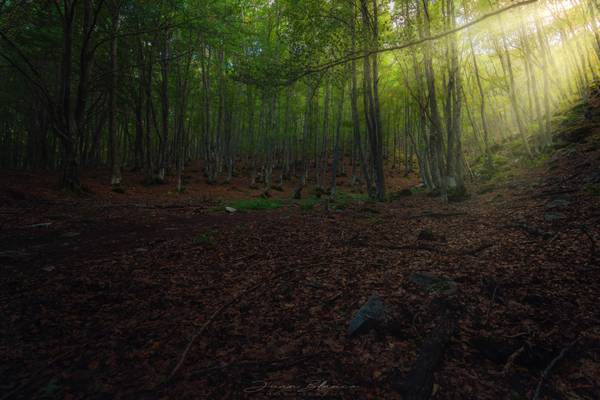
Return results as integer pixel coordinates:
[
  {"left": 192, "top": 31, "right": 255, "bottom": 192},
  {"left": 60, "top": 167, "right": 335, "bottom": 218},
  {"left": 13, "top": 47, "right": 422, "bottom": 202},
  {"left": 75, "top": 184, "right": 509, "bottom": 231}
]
[{"left": 2, "top": 105, "right": 600, "bottom": 399}]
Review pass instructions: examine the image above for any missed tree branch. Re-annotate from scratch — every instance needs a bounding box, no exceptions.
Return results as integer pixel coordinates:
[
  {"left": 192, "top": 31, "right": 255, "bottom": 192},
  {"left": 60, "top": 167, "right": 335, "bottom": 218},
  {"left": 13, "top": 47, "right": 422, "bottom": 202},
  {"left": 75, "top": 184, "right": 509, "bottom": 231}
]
[{"left": 292, "top": 0, "right": 539, "bottom": 82}]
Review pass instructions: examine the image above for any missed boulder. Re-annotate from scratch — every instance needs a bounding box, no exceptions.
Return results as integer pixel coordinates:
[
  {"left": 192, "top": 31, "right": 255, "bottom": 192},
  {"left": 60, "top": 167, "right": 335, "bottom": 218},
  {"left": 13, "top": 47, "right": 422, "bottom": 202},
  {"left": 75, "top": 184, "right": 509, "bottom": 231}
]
[
  {"left": 545, "top": 197, "right": 571, "bottom": 209},
  {"left": 544, "top": 212, "right": 566, "bottom": 221},
  {"left": 409, "top": 273, "right": 457, "bottom": 296},
  {"left": 347, "top": 295, "right": 387, "bottom": 337}
]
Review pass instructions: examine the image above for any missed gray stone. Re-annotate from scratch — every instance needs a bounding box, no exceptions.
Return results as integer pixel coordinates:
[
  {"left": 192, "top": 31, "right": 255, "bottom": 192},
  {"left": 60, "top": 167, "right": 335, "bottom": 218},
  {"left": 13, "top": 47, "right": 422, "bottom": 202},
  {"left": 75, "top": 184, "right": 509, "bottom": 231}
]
[
  {"left": 545, "top": 197, "right": 571, "bottom": 209},
  {"left": 544, "top": 212, "right": 566, "bottom": 221},
  {"left": 409, "top": 273, "right": 457, "bottom": 296},
  {"left": 347, "top": 295, "right": 387, "bottom": 337}
]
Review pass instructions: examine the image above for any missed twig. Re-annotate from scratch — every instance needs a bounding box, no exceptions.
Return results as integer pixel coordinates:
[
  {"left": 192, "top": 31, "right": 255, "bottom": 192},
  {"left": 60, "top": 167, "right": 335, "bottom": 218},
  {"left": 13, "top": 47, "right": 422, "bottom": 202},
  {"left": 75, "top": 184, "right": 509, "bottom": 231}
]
[
  {"left": 381, "top": 243, "right": 444, "bottom": 253},
  {"left": 502, "top": 346, "right": 525, "bottom": 376},
  {"left": 578, "top": 226, "right": 597, "bottom": 265},
  {"left": 532, "top": 337, "right": 580, "bottom": 400},
  {"left": 460, "top": 241, "right": 494, "bottom": 256},
  {"left": 483, "top": 285, "right": 499, "bottom": 326},
  {"left": 407, "top": 212, "right": 467, "bottom": 220},
  {"left": 508, "top": 223, "right": 553, "bottom": 240},
  {"left": 0, "top": 350, "right": 74, "bottom": 400},
  {"left": 193, "top": 352, "right": 326, "bottom": 376},
  {"left": 532, "top": 189, "right": 578, "bottom": 198},
  {"left": 504, "top": 332, "right": 529, "bottom": 339},
  {"left": 167, "top": 268, "right": 300, "bottom": 382}
]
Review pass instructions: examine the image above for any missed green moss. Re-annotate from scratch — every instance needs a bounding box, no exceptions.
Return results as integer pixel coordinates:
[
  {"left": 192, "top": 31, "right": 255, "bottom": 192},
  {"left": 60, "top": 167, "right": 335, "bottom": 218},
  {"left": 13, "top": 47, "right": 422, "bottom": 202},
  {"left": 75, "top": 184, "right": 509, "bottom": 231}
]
[
  {"left": 297, "top": 196, "right": 321, "bottom": 210},
  {"left": 228, "top": 198, "right": 282, "bottom": 211},
  {"left": 193, "top": 231, "right": 216, "bottom": 245}
]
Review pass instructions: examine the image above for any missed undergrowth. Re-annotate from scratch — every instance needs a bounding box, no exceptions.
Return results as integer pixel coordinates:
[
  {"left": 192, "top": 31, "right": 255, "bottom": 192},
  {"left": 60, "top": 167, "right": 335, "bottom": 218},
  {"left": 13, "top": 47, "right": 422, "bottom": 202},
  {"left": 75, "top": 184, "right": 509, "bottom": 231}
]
[{"left": 227, "top": 198, "right": 282, "bottom": 211}]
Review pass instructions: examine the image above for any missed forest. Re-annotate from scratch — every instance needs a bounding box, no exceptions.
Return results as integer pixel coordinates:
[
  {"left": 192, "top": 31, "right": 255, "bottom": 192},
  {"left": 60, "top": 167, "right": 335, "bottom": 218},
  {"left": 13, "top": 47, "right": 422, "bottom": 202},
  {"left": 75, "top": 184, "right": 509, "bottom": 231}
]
[{"left": 1, "top": 0, "right": 600, "bottom": 399}]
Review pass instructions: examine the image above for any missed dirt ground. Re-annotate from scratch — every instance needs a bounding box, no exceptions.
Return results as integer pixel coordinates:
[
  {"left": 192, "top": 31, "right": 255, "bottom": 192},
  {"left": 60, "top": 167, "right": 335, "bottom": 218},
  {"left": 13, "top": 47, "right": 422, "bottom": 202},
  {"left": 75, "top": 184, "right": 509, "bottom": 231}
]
[{"left": 1, "top": 133, "right": 600, "bottom": 399}]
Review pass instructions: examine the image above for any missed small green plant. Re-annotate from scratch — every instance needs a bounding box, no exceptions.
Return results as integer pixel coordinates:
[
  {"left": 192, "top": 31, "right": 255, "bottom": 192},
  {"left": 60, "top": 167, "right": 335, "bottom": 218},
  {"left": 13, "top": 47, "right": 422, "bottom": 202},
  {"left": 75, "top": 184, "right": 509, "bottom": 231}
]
[
  {"left": 193, "top": 231, "right": 216, "bottom": 245},
  {"left": 228, "top": 198, "right": 282, "bottom": 211},
  {"left": 333, "top": 191, "right": 371, "bottom": 208},
  {"left": 418, "top": 227, "right": 435, "bottom": 241},
  {"left": 584, "top": 183, "right": 600, "bottom": 195},
  {"left": 298, "top": 196, "right": 321, "bottom": 211}
]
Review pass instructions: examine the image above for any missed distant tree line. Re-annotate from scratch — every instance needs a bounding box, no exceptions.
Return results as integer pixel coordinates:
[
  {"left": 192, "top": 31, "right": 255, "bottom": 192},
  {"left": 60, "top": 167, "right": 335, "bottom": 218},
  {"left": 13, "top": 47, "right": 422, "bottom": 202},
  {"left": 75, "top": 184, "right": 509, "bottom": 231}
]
[{"left": 0, "top": 0, "right": 598, "bottom": 200}]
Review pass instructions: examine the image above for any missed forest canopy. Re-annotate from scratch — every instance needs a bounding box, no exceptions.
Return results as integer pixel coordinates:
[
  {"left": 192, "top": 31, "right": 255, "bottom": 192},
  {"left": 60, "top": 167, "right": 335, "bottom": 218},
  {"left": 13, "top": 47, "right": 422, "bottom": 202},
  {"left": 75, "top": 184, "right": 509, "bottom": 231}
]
[{"left": 1, "top": 0, "right": 599, "bottom": 200}]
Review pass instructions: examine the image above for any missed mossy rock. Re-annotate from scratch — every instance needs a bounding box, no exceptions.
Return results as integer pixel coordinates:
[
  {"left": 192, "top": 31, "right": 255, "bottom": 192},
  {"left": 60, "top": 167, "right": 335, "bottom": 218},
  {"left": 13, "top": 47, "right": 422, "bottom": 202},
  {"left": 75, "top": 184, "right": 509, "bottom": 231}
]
[{"left": 418, "top": 227, "right": 435, "bottom": 241}]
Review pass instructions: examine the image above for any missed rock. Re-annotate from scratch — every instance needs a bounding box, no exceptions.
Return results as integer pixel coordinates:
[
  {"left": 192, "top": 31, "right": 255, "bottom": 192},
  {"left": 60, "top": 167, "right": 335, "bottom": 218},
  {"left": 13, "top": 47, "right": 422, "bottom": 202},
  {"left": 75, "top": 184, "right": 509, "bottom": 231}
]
[
  {"left": 544, "top": 212, "right": 566, "bottom": 221},
  {"left": 25, "top": 222, "right": 52, "bottom": 228},
  {"left": 225, "top": 206, "right": 237, "bottom": 213},
  {"left": 392, "top": 311, "right": 455, "bottom": 398},
  {"left": 304, "top": 281, "right": 325, "bottom": 289},
  {"left": 545, "top": 197, "right": 571, "bottom": 209},
  {"left": 409, "top": 273, "right": 457, "bottom": 296},
  {"left": 347, "top": 295, "right": 387, "bottom": 337},
  {"left": 584, "top": 170, "right": 600, "bottom": 184},
  {"left": 417, "top": 228, "right": 436, "bottom": 241},
  {"left": 61, "top": 231, "right": 80, "bottom": 238}
]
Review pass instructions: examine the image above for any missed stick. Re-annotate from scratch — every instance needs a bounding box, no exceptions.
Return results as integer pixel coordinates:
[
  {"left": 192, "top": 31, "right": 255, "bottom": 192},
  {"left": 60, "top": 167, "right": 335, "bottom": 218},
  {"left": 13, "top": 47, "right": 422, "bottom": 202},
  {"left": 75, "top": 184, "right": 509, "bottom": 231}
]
[
  {"left": 502, "top": 346, "right": 525, "bottom": 376},
  {"left": 0, "top": 351, "right": 73, "bottom": 400},
  {"left": 460, "top": 241, "right": 494, "bottom": 256},
  {"left": 407, "top": 212, "right": 467, "bottom": 219},
  {"left": 295, "top": 0, "right": 539, "bottom": 80},
  {"left": 393, "top": 310, "right": 456, "bottom": 399},
  {"left": 193, "top": 352, "right": 325, "bottom": 376},
  {"left": 166, "top": 268, "right": 300, "bottom": 382},
  {"left": 531, "top": 338, "right": 580, "bottom": 400}
]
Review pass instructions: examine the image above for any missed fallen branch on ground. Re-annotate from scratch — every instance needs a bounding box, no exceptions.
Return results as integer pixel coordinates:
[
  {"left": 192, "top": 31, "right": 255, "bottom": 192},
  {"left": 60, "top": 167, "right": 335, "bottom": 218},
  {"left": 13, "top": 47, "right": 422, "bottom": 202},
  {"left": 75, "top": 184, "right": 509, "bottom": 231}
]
[
  {"left": 531, "top": 337, "right": 580, "bottom": 400},
  {"left": 502, "top": 346, "right": 525, "bottom": 376},
  {"left": 532, "top": 189, "right": 579, "bottom": 198},
  {"left": 508, "top": 223, "right": 554, "bottom": 240},
  {"left": 167, "top": 267, "right": 301, "bottom": 382},
  {"left": 379, "top": 240, "right": 494, "bottom": 256},
  {"left": 576, "top": 225, "right": 597, "bottom": 265},
  {"left": 0, "top": 350, "right": 75, "bottom": 400},
  {"left": 192, "top": 352, "right": 328, "bottom": 376},
  {"left": 385, "top": 243, "right": 443, "bottom": 253},
  {"left": 393, "top": 307, "right": 456, "bottom": 399},
  {"left": 408, "top": 212, "right": 467, "bottom": 220},
  {"left": 460, "top": 241, "right": 495, "bottom": 256}
]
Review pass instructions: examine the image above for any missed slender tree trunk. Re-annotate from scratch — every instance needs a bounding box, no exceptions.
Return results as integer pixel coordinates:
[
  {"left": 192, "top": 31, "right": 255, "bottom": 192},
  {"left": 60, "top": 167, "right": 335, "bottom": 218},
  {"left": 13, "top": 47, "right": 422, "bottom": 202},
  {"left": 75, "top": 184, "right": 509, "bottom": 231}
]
[
  {"left": 108, "top": 2, "right": 122, "bottom": 187},
  {"left": 330, "top": 81, "right": 345, "bottom": 200}
]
